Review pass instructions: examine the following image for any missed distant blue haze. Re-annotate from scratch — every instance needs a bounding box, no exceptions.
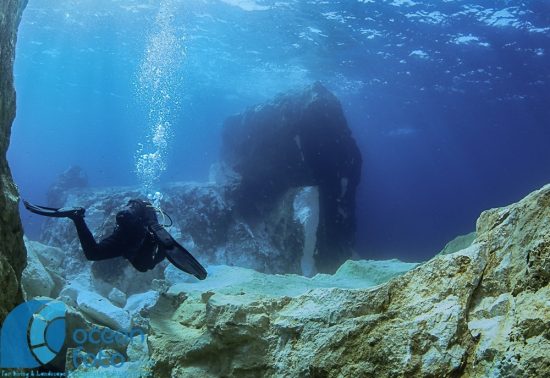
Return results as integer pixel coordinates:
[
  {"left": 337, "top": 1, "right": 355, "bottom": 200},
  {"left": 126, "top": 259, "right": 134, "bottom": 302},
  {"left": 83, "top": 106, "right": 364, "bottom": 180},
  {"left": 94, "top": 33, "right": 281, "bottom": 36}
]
[{"left": 9, "top": 0, "right": 550, "bottom": 261}]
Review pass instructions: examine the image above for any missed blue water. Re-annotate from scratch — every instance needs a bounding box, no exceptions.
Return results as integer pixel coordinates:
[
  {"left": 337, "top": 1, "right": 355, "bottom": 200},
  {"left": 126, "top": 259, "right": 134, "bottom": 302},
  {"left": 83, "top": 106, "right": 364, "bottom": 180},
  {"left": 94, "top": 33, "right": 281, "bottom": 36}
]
[{"left": 8, "top": 0, "right": 550, "bottom": 261}]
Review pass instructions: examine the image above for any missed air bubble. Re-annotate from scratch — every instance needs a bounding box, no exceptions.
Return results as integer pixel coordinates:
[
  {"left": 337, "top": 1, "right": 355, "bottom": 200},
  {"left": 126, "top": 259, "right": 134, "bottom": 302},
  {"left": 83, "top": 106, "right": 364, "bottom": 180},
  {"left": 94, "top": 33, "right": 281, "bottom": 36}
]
[{"left": 134, "top": 0, "right": 184, "bottom": 197}]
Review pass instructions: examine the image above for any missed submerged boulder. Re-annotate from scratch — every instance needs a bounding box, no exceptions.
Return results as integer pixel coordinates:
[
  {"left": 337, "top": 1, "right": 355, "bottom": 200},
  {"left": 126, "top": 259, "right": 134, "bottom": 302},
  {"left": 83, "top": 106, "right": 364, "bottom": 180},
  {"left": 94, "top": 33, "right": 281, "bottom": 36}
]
[
  {"left": 221, "top": 82, "right": 362, "bottom": 273},
  {"left": 147, "top": 184, "right": 550, "bottom": 377},
  {"left": 24, "top": 183, "right": 550, "bottom": 377},
  {"left": 76, "top": 290, "right": 131, "bottom": 331},
  {"left": 21, "top": 244, "right": 56, "bottom": 298}
]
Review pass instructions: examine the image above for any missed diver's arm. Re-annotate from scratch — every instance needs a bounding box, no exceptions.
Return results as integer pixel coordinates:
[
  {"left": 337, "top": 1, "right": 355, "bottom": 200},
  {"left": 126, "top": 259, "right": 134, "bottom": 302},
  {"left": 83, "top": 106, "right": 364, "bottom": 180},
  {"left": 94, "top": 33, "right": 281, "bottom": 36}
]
[{"left": 72, "top": 216, "right": 124, "bottom": 261}]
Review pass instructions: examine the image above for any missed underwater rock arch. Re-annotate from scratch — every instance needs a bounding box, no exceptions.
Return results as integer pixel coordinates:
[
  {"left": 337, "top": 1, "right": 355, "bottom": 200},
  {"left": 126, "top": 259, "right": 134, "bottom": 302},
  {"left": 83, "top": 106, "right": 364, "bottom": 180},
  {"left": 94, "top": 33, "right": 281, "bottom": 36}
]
[{"left": 221, "top": 82, "right": 362, "bottom": 273}]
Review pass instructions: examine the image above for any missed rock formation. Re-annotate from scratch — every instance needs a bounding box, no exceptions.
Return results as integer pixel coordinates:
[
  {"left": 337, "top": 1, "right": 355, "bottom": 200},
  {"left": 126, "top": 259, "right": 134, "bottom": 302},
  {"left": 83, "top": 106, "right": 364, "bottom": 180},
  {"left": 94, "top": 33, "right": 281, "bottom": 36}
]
[
  {"left": 39, "top": 182, "right": 319, "bottom": 276},
  {"left": 37, "top": 84, "right": 361, "bottom": 277},
  {"left": 2, "top": 3, "right": 548, "bottom": 376},
  {"left": 0, "top": 0, "right": 28, "bottom": 324},
  {"left": 13, "top": 182, "right": 550, "bottom": 376},
  {"left": 147, "top": 184, "right": 550, "bottom": 377},
  {"left": 221, "top": 82, "right": 362, "bottom": 273},
  {"left": 21, "top": 235, "right": 415, "bottom": 375}
]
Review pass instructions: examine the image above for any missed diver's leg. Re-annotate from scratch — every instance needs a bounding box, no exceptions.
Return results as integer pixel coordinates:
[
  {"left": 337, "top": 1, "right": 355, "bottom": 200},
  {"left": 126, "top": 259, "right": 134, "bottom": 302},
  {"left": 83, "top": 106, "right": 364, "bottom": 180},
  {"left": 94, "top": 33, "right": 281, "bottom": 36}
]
[{"left": 72, "top": 217, "right": 122, "bottom": 261}]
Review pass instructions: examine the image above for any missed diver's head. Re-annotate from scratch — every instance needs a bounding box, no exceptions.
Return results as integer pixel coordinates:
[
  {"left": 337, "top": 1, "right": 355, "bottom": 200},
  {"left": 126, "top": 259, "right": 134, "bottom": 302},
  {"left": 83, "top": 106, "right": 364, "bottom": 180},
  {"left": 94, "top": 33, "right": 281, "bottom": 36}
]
[{"left": 116, "top": 199, "right": 157, "bottom": 230}]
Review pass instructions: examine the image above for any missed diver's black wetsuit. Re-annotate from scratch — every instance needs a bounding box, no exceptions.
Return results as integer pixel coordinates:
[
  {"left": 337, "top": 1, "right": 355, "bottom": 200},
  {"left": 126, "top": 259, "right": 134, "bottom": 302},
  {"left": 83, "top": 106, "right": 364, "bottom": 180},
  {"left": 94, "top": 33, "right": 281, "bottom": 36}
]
[
  {"left": 24, "top": 198, "right": 207, "bottom": 279},
  {"left": 71, "top": 202, "right": 166, "bottom": 272},
  {"left": 72, "top": 217, "right": 165, "bottom": 272}
]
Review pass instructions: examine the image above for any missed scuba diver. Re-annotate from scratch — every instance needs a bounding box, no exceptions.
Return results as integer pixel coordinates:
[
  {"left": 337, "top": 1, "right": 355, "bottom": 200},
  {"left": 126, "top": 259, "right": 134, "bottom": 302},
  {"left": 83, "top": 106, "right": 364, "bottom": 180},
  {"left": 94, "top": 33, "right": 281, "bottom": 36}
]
[{"left": 23, "top": 199, "right": 207, "bottom": 280}]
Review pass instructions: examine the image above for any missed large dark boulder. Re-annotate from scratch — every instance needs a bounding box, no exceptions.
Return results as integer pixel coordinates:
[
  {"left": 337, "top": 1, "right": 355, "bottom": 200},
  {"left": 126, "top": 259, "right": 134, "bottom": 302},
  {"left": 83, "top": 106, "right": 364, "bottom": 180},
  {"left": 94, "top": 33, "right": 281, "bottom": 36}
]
[
  {"left": 221, "top": 82, "right": 362, "bottom": 273},
  {"left": 0, "top": 0, "right": 28, "bottom": 323}
]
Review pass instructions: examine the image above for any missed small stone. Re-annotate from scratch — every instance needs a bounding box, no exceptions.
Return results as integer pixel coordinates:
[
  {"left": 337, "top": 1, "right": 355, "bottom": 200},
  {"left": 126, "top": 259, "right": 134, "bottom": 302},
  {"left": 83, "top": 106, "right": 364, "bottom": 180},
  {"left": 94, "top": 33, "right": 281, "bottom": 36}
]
[{"left": 108, "top": 287, "right": 127, "bottom": 307}]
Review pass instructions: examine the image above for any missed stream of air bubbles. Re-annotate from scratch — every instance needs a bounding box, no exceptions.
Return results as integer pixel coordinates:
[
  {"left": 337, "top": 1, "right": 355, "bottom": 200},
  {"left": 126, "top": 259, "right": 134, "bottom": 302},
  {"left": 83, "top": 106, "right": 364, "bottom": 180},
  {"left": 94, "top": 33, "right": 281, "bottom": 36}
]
[{"left": 135, "top": 0, "right": 183, "bottom": 206}]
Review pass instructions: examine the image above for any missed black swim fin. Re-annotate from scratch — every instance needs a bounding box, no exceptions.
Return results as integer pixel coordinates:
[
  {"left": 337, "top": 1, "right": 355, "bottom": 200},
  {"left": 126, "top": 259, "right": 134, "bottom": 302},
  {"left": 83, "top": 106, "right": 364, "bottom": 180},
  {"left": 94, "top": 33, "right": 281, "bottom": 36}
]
[
  {"left": 23, "top": 200, "right": 85, "bottom": 219},
  {"left": 149, "top": 224, "right": 208, "bottom": 280}
]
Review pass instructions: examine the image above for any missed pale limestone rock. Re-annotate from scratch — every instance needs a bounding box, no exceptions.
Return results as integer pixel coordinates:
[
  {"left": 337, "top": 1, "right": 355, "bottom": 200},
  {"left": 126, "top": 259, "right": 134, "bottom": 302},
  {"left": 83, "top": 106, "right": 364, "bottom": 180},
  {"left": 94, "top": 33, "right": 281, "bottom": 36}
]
[
  {"left": 59, "top": 281, "right": 90, "bottom": 302},
  {"left": 76, "top": 290, "right": 131, "bottom": 331},
  {"left": 124, "top": 291, "right": 160, "bottom": 316},
  {"left": 57, "top": 274, "right": 95, "bottom": 308},
  {"left": 463, "top": 184, "right": 550, "bottom": 377},
  {"left": 312, "top": 258, "right": 417, "bottom": 288},
  {"left": 293, "top": 186, "right": 319, "bottom": 277},
  {"left": 167, "top": 259, "right": 417, "bottom": 300},
  {"left": 25, "top": 238, "right": 64, "bottom": 271},
  {"left": 23, "top": 238, "right": 68, "bottom": 299},
  {"left": 108, "top": 287, "right": 127, "bottom": 308},
  {"left": 147, "top": 184, "right": 550, "bottom": 377},
  {"left": 123, "top": 290, "right": 160, "bottom": 330},
  {"left": 127, "top": 335, "right": 150, "bottom": 362},
  {"left": 21, "top": 245, "right": 55, "bottom": 298}
]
